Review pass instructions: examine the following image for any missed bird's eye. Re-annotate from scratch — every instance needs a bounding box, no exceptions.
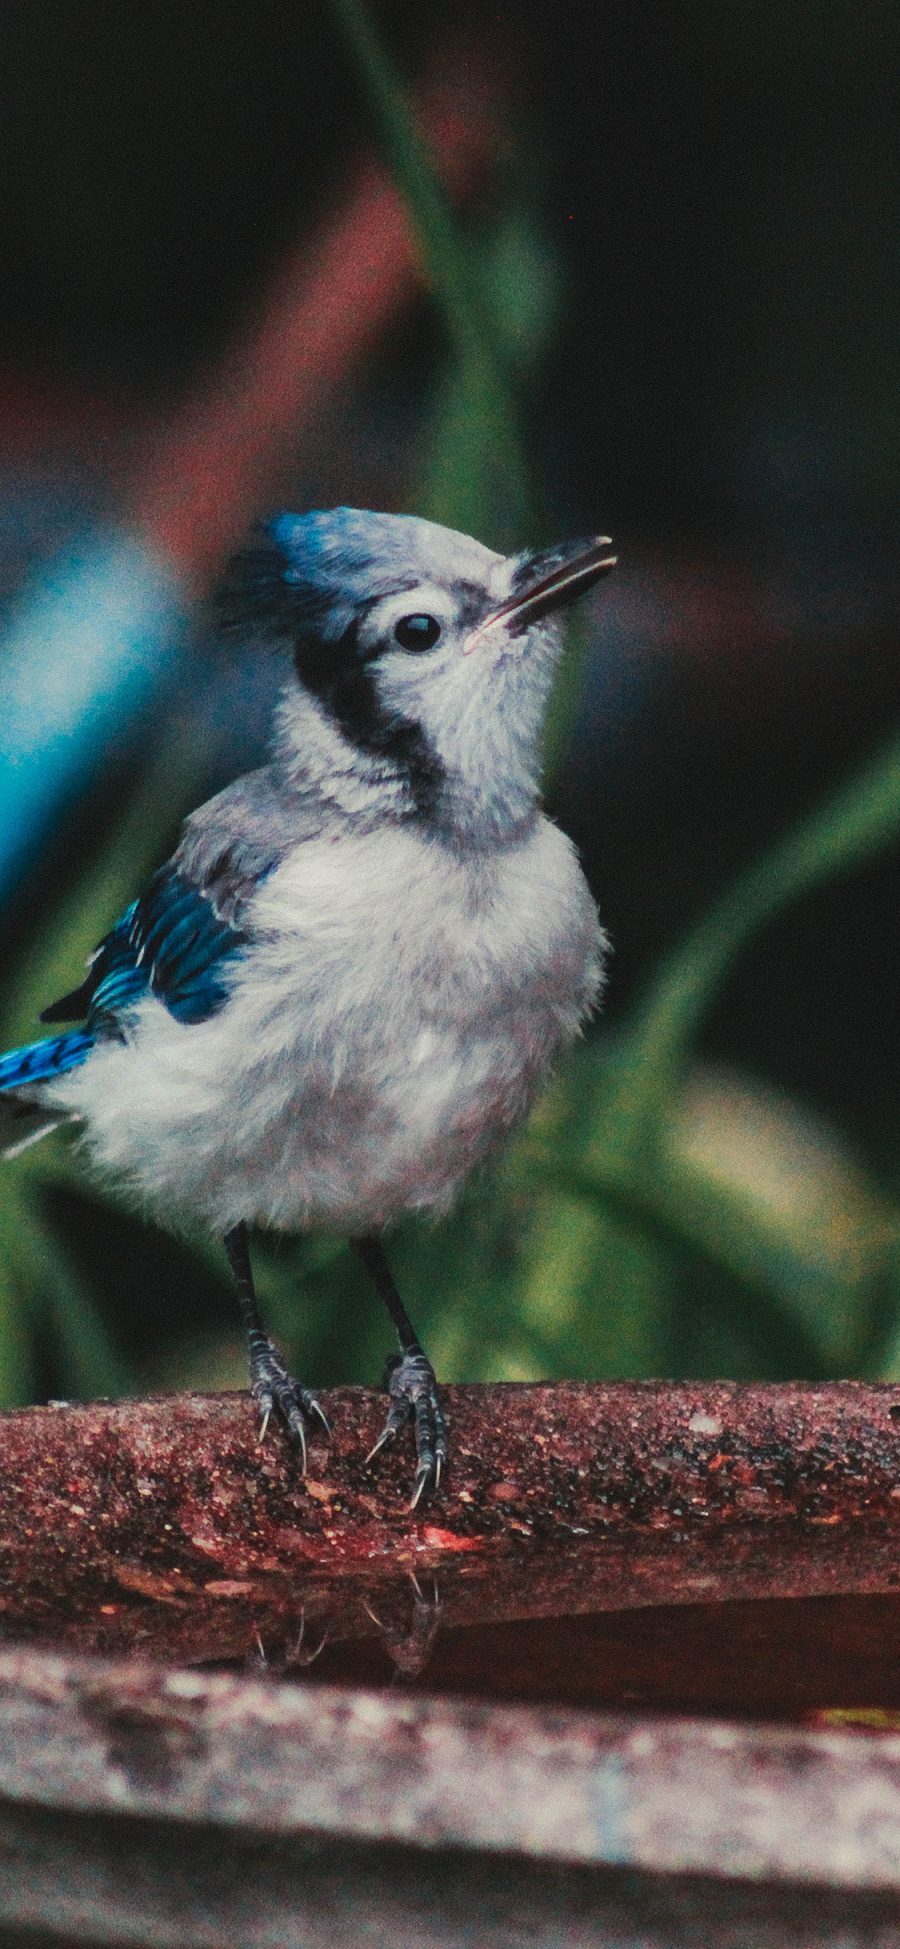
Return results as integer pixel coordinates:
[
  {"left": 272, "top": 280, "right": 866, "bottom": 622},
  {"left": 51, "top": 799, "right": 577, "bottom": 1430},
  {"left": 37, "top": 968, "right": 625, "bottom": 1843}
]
[{"left": 393, "top": 613, "right": 441, "bottom": 652}]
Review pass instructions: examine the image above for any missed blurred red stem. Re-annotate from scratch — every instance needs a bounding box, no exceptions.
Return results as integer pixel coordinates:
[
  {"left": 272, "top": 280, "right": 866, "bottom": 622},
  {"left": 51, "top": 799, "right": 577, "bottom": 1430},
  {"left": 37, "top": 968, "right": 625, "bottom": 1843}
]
[{"left": 127, "top": 66, "right": 502, "bottom": 586}]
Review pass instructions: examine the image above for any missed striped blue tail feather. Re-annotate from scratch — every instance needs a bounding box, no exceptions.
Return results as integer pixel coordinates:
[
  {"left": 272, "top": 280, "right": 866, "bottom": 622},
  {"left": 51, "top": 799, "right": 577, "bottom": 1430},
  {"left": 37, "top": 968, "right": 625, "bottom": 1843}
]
[{"left": 0, "top": 1030, "right": 95, "bottom": 1093}]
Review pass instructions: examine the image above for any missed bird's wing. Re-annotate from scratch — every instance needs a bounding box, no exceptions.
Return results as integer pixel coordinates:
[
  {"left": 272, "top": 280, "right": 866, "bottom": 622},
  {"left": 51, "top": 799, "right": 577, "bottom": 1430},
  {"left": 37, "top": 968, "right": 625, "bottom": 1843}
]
[
  {"left": 39, "top": 767, "right": 303, "bottom": 1035},
  {"left": 39, "top": 865, "right": 249, "bottom": 1031}
]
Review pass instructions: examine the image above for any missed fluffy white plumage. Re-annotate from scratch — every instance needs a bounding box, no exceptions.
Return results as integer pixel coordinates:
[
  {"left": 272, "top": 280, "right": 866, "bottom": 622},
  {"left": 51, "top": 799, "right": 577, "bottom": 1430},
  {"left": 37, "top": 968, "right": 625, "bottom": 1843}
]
[
  {"left": 51, "top": 815, "right": 603, "bottom": 1234},
  {"left": 1, "top": 507, "right": 615, "bottom": 1501}
]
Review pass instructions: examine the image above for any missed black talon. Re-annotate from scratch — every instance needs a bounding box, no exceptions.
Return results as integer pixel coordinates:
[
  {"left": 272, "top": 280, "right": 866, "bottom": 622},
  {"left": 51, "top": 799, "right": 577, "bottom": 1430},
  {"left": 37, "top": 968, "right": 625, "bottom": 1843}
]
[
  {"left": 250, "top": 1611, "right": 329, "bottom": 1674},
  {"left": 308, "top": 1396, "right": 332, "bottom": 1437},
  {"left": 355, "top": 1232, "right": 449, "bottom": 1508},
  {"left": 250, "top": 1329, "right": 330, "bottom": 1470},
  {"left": 288, "top": 1610, "right": 329, "bottom": 1668},
  {"left": 225, "top": 1223, "right": 330, "bottom": 1471},
  {"left": 364, "top": 1399, "right": 407, "bottom": 1466},
  {"left": 362, "top": 1571, "right": 443, "bottom": 1680}
]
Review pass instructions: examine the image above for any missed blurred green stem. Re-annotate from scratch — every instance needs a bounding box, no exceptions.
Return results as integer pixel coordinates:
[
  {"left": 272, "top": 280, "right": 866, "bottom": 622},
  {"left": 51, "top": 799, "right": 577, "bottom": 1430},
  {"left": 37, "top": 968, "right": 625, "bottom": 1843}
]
[
  {"left": 0, "top": 1184, "right": 127, "bottom": 1404},
  {"left": 604, "top": 725, "right": 900, "bottom": 1167},
  {"left": 327, "top": 0, "right": 525, "bottom": 507},
  {"left": 328, "top": 0, "right": 502, "bottom": 366}
]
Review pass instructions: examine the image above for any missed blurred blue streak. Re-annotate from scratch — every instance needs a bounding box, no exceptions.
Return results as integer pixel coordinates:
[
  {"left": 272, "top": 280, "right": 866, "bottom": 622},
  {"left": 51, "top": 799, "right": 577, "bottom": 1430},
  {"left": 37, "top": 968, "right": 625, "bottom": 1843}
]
[{"left": 0, "top": 528, "right": 186, "bottom": 896}]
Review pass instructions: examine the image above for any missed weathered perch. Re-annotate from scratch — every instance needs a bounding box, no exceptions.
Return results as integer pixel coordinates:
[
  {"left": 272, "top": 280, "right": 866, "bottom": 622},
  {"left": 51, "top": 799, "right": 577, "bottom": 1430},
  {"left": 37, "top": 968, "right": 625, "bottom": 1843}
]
[
  {"left": 3, "top": 1381, "right": 900, "bottom": 1946},
  {"left": 1, "top": 1379, "right": 900, "bottom": 1669}
]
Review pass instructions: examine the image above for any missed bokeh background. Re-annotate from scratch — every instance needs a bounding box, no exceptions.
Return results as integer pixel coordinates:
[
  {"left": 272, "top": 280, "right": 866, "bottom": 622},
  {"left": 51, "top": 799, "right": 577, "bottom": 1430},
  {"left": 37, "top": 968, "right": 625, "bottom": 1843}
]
[{"left": 0, "top": 0, "right": 898, "bottom": 1409}]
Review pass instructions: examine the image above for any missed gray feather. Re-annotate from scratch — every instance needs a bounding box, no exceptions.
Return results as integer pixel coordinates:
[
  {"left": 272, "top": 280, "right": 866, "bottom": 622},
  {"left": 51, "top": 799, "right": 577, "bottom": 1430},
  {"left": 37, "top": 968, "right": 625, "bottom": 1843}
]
[{"left": 174, "top": 765, "right": 322, "bottom": 926}]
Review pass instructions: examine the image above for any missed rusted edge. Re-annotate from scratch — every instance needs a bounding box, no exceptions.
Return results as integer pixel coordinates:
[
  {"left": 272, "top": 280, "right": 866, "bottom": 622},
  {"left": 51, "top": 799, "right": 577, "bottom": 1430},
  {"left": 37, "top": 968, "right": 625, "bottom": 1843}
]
[{"left": 3, "top": 1382, "right": 900, "bottom": 1661}]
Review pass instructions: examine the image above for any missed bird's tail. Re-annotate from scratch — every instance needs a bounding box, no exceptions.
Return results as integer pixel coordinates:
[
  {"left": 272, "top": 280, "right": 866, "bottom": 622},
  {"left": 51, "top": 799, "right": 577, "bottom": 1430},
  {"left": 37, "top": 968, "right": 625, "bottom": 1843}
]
[{"left": 0, "top": 1030, "right": 93, "bottom": 1158}]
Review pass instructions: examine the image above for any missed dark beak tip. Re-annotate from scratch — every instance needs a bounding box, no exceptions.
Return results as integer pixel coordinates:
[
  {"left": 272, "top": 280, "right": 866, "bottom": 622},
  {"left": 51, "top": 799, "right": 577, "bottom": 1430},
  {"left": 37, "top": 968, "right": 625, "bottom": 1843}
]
[
  {"left": 463, "top": 531, "right": 617, "bottom": 651},
  {"left": 523, "top": 533, "right": 619, "bottom": 607},
  {"left": 532, "top": 534, "right": 618, "bottom": 582},
  {"left": 570, "top": 536, "right": 616, "bottom": 571}
]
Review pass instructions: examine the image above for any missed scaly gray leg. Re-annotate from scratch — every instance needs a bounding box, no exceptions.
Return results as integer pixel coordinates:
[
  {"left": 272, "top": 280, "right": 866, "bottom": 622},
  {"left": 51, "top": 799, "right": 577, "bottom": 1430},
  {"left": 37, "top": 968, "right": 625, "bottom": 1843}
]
[
  {"left": 224, "top": 1222, "right": 330, "bottom": 1472},
  {"left": 355, "top": 1235, "right": 448, "bottom": 1508}
]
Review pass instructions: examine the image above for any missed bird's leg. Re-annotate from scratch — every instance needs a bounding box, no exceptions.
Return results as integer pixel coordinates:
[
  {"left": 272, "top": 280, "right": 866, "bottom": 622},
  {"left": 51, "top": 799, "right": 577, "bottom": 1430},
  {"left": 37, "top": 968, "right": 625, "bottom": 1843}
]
[
  {"left": 224, "top": 1222, "right": 330, "bottom": 1472},
  {"left": 355, "top": 1235, "right": 448, "bottom": 1508},
  {"left": 362, "top": 1572, "right": 443, "bottom": 1681}
]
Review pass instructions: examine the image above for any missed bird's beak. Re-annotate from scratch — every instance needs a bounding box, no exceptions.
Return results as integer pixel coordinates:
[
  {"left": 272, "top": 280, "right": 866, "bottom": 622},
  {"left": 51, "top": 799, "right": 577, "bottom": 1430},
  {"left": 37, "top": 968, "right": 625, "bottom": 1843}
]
[{"left": 463, "top": 535, "right": 617, "bottom": 654}]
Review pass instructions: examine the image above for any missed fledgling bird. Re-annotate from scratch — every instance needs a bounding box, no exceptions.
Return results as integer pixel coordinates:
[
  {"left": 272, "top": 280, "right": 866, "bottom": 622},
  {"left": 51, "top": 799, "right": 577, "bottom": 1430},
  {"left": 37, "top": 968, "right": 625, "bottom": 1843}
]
[{"left": 0, "top": 509, "right": 616, "bottom": 1505}]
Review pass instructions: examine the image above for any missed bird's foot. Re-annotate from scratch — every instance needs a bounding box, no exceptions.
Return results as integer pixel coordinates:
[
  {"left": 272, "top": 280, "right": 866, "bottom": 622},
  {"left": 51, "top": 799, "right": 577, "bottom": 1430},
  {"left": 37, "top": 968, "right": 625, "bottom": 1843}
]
[
  {"left": 363, "top": 1572, "right": 442, "bottom": 1680},
  {"left": 251, "top": 1610, "right": 329, "bottom": 1674},
  {"left": 366, "top": 1346, "right": 448, "bottom": 1509},
  {"left": 249, "top": 1337, "right": 330, "bottom": 1473}
]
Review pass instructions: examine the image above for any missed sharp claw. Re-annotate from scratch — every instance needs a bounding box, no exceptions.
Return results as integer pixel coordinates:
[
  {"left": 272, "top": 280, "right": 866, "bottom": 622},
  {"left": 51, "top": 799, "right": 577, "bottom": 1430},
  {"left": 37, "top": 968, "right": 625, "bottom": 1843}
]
[
  {"left": 250, "top": 1334, "right": 328, "bottom": 1465},
  {"left": 288, "top": 1414, "right": 308, "bottom": 1474},
  {"left": 289, "top": 1608, "right": 329, "bottom": 1667},
  {"left": 367, "top": 1350, "right": 448, "bottom": 1504},
  {"left": 409, "top": 1570, "right": 441, "bottom": 1607},
  {"left": 409, "top": 1466, "right": 432, "bottom": 1512},
  {"left": 309, "top": 1398, "right": 332, "bottom": 1437},
  {"left": 294, "top": 1627, "right": 328, "bottom": 1667},
  {"left": 365, "top": 1425, "right": 395, "bottom": 1467}
]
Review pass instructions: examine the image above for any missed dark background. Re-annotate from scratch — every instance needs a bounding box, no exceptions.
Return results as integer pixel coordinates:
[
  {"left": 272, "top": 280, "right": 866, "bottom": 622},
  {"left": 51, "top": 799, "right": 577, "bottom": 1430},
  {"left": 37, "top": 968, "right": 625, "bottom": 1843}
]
[{"left": 0, "top": 0, "right": 898, "bottom": 1399}]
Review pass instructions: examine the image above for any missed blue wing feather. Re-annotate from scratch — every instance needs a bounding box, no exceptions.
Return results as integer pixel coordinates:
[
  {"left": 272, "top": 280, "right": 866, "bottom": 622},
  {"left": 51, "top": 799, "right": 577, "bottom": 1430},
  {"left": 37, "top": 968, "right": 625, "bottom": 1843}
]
[
  {"left": 0, "top": 865, "right": 247, "bottom": 1096},
  {"left": 106, "top": 866, "right": 246, "bottom": 1027}
]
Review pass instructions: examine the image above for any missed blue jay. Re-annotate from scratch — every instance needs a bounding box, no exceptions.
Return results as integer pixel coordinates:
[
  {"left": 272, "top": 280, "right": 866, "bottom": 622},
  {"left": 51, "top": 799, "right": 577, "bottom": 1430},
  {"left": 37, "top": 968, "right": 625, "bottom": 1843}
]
[{"left": 0, "top": 509, "right": 615, "bottom": 1505}]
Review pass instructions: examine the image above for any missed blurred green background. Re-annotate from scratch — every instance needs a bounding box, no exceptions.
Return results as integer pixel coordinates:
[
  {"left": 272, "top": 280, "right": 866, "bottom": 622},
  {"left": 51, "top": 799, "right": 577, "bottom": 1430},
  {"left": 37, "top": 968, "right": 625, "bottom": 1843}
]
[{"left": 0, "top": 0, "right": 898, "bottom": 1409}]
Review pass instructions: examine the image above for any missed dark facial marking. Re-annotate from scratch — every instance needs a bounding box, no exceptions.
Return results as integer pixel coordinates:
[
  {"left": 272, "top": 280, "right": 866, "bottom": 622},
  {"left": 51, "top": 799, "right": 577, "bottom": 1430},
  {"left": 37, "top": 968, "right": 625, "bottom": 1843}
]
[{"left": 293, "top": 621, "right": 445, "bottom": 817}]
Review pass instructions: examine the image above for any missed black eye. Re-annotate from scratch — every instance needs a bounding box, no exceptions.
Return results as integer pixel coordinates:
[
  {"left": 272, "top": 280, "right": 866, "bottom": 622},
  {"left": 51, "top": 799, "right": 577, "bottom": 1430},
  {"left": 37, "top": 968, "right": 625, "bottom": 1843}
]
[{"left": 393, "top": 613, "right": 441, "bottom": 651}]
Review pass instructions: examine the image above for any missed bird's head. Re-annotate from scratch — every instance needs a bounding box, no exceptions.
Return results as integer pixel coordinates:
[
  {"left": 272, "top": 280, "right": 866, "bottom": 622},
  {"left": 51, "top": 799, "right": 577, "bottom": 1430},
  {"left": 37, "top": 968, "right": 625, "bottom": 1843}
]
[{"left": 223, "top": 508, "right": 615, "bottom": 843}]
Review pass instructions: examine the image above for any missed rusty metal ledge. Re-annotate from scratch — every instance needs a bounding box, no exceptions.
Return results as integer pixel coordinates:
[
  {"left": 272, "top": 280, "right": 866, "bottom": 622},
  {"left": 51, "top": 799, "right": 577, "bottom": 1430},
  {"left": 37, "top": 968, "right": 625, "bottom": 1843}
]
[{"left": 1, "top": 1381, "right": 900, "bottom": 1665}]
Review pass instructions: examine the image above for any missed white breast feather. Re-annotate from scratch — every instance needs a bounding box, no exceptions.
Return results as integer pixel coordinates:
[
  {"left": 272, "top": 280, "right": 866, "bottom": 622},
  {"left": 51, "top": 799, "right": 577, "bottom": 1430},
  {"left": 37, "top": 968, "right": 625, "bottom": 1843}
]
[{"left": 47, "top": 817, "right": 605, "bottom": 1236}]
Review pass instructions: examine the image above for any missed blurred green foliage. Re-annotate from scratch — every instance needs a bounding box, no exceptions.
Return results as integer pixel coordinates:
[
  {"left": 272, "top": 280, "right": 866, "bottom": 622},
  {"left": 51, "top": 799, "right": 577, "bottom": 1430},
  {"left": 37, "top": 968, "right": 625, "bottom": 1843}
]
[{"left": 0, "top": 0, "right": 898, "bottom": 1410}]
